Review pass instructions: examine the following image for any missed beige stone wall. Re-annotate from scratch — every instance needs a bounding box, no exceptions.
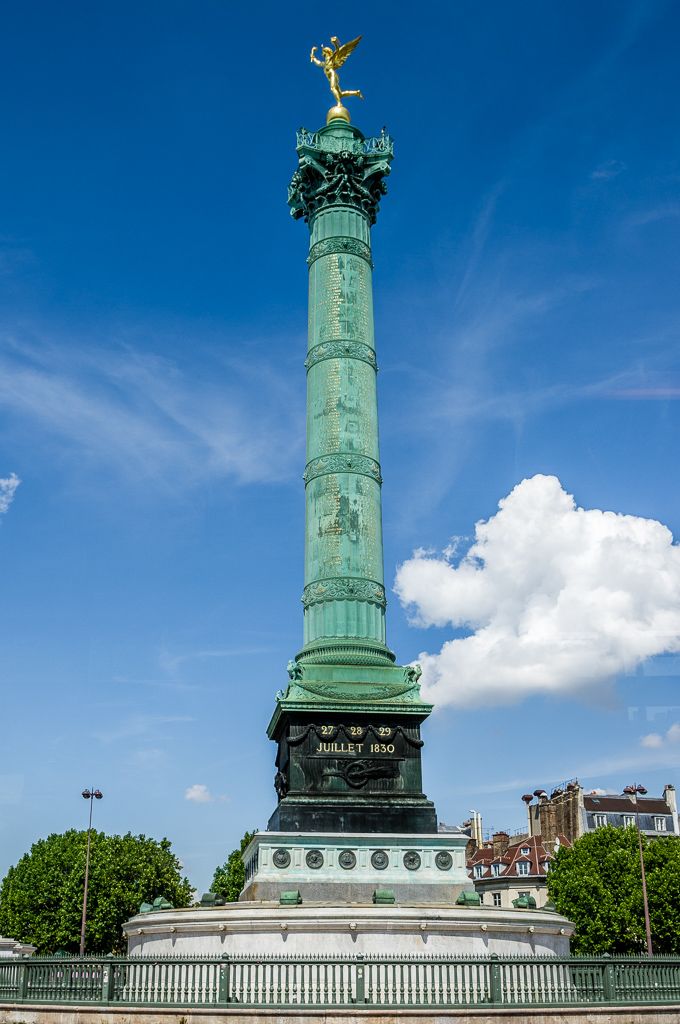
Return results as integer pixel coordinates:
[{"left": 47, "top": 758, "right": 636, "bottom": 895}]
[
  {"left": 1, "top": 1003, "right": 679, "bottom": 1024},
  {"left": 478, "top": 880, "right": 548, "bottom": 910}
]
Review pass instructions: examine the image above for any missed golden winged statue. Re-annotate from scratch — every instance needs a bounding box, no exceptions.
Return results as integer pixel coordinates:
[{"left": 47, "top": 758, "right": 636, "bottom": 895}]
[{"left": 310, "top": 36, "right": 363, "bottom": 121}]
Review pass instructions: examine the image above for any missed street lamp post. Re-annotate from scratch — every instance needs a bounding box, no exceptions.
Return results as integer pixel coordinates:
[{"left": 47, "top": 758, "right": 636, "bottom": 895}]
[
  {"left": 79, "top": 788, "right": 103, "bottom": 957},
  {"left": 624, "top": 784, "right": 652, "bottom": 955}
]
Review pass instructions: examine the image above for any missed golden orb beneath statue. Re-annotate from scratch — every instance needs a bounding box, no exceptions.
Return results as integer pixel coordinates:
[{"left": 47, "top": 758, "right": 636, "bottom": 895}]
[{"left": 327, "top": 104, "right": 351, "bottom": 124}]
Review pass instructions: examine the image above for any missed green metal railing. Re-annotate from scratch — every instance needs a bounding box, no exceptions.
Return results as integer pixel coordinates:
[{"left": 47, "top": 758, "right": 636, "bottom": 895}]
[{"left": 1, "top": 953, "right": 679, "bottom": 1009}]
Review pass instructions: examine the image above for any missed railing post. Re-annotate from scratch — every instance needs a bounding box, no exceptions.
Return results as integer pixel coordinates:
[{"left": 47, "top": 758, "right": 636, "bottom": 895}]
[
  {"left": 218, "top": 955, "right": 230, "bottom": 1004},
  {"left": 101, "top": 958, "right": 115, "bottom": 1003},
  {"left": 18, "top": 963, "right": 29, "bottom": 1002},
  {"left": 489, "top": 953, "right": 503, "bottom": 1004},
  {"left": 355, "top": 954, "right": 365, "bottom": 1004},
  {"left": 601, "top": 954, "right": 616, "bottom": 1003}
]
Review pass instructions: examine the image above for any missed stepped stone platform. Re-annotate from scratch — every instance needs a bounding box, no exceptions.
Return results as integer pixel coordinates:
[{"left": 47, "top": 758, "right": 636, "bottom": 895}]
[{"left": 123, "top": 901, "right": 574, "bottom": 958}]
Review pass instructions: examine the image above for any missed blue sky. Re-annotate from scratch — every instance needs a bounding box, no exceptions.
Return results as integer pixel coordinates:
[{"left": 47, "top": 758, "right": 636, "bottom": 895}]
[{"left": 1, "top": 0, "right": 680, "bottom": 895}]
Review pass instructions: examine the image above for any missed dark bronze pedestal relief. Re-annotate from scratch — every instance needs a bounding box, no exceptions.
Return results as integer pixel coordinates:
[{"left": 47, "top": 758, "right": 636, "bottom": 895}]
[{"left": 268, "top": 714, "right": 437, "bottom": 834}]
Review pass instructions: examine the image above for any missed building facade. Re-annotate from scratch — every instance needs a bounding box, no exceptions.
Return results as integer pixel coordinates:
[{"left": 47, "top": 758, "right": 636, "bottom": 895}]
[
  {"left": 467, "top": 783, "right": 678, "bottom": 908},
  {"left": 521, "top": 782, "right": 679, "bottom": 843},
  {"left": 467, "top": 832, "right": 571, "bottom": 910}
]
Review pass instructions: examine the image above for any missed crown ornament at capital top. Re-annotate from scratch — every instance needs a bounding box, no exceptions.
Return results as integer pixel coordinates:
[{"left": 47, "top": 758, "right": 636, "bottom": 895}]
[{"left": 288, "top": 145, "right": 391, "bottom": 225}]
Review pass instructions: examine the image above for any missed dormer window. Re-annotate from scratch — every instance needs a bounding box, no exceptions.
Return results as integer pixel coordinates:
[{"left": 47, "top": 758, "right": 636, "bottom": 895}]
[
  {"left": 474, "top": 864, "right": 484, "bottom": 878},
  {"left": 492, "top": 863, "right": 502, "bottom": 876},
  {"left": 516, "top": 860, "right": 530, "bottom": 876},
  {"left": 594, "top": 814, "right": 607, "bottom": 828},
  {"left": 623, "top": 815, "right": 635, "bottom": 827},
  {"left": 655, "top": 817, "right": 667, "bottom": 832},
  {"left": 520, "top": 847, "right": 530, "bottom": 855},
  {"left": 540, "top": 860, "right": 550, "bottom": 872}
]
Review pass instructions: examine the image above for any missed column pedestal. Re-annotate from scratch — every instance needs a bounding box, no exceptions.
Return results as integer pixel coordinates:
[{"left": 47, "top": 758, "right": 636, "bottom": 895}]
[{"left": 267, "top": 663, "right": 437, "bottom": 835}]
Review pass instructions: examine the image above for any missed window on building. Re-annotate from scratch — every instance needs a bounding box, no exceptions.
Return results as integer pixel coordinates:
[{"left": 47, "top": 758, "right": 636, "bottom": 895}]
[
  {"left": 520, "top": 847, "right": 530, "bottom": 855},
  {"left": 478, "top": 892, "right": 484, "bottom": 904},
  {"left": 492, "top": 863, "right": 502, "bottom": 876},
  {"left": 655, "top": 817, "right": 667, "bottom": 832},
  {"left": 516, "top": 861, "right": 530, "bottom": 875},
  {"left": 540, "top": 860, "right": 550, "bottom": 872},
  {"left": 624, "top": 815, "right": 635, "bottom": 827},
  {"left": 593, "top": 814, "right": 607, "bottom": 828},
  {"left": 474, "top": 865, "right": 484, "bottom": 878},
  {"left": 518, "top": 891, "right": 530, "bottom": 899},
  {"left": 492, "top": 892, "right": 501, "bottom": 907}
]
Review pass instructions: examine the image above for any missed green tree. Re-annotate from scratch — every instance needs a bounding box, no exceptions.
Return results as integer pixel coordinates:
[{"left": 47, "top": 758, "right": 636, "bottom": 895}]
[
  {"left": 0, "top": 830, "right": 193, "bottom": 954},
  {"left": 211, "top": 830, "right": 257, "bottom": 902},
  {"left": 547, "top": 826, "right": 680, "bottom": 954}
]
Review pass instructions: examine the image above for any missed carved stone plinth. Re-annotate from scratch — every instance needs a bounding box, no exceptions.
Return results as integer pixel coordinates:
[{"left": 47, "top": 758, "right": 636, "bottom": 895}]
[{"left": 240, "top": 832, "right": 469, "bottom": 903}]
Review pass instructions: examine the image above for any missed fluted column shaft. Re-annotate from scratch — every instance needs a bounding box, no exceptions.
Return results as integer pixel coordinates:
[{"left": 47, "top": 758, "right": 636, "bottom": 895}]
[{"left": 288, "top": 120, "right": 394, "bottom": 666}]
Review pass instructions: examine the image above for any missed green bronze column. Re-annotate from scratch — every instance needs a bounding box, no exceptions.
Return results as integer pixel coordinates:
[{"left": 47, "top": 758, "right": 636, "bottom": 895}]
[
  {"left": 266, "top": 115, "right": 437, "bottom": 836},
  {"left": 290, "top": 121, "right": 394, "bottom": 667}
]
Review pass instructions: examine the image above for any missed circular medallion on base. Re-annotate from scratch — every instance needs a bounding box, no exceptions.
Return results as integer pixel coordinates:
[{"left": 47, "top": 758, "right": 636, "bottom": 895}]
[
  {"left": 327, "top": 104, "right": 350, "bottom": 124},
  {"left": 272, "top": 849, "right": 290, "bottom": 869},
  {"left": 371, "top": 849, "right": 389, "bottom": 870},
  {"left": 339, "top": 850, "right": 356, "bottom": 870},
  {"left": 306, "top": 849, "right": 324, "bottom": 869}
]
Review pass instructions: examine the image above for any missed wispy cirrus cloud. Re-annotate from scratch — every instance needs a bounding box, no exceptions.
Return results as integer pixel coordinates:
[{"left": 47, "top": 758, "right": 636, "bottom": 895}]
[
  {"left": 92, "top": 713, "right": 195, "bottom": 743},
  {"left": 590, "top": 159, "right": 627, "bottom": 180},
  {"left": 0, "top": 328, "right": 304, "bottom": 490},
  {"left": 0, "top": 473, "right": 20, "bottom": 516},
  {"left": 158, "top": 647, "right": 269, "bottom": 676}
]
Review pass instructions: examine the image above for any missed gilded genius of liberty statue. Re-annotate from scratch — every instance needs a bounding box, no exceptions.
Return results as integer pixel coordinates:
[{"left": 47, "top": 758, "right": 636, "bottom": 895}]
[{"left": 310, "top": 35, "right": 363, "bottom": 121}]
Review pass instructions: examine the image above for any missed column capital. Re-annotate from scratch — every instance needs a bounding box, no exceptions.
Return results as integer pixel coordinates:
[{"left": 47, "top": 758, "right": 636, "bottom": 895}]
[{"left": 288, "top": 124, "right": 393, "bottom": 226}]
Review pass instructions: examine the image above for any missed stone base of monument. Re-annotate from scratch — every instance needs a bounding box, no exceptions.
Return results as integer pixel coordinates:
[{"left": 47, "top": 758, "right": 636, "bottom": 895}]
[
  {"left": 123, "top": 830, "right": 574, "bottom": 957},
  {"left": 123, "top": 902, "right": 573, "bottom": 957},
  {"left": 239, "top": 831, "right": 471, "bottom": 903}
]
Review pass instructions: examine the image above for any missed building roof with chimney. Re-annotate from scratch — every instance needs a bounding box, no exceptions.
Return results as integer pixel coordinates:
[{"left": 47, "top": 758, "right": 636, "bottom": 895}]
[
  {"left": 583, "top": 795, "right": 669, "bottom": 814},
  {"left": 467, "top": 833, "right": 571, "bottom": 880}
]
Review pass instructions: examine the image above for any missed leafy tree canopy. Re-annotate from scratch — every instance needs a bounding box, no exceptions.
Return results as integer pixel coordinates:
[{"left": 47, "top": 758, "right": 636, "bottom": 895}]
[
  {"left": 547, "top": 826, "right": 680, "bottom": 954},
  {"left": 211, "top": 830, "right": 257, "bottom": 902},
  {"left": 0, "top": 829, "right": 193, "bottom": 954}
]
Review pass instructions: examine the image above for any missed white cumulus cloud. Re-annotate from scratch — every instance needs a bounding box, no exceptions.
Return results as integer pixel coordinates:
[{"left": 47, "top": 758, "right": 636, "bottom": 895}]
[
  {"left": 0, "top": 473, "right": 20, "bottom": 516},
  {"left": 394, "top": 475, "right": 680, "bottom": 709},
  {"left": 184, "top": 784, "right": 214, "bottom": 804},
  {"left": 640, "top": 723, "right": 680, "bottom": 749}
]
